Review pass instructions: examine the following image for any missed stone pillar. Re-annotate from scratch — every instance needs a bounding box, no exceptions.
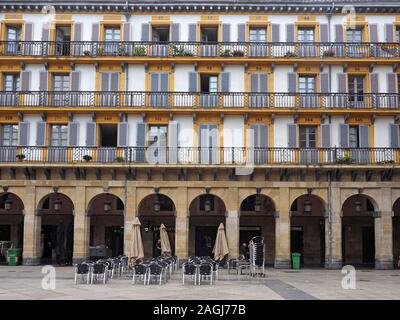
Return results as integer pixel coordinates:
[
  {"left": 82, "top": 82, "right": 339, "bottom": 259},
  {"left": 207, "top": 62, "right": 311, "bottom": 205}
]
[
  {"left": 225, "top": 210, "right": 239, "bottom": 259},
  {"left": 375, "top": 211, "right": 393, "bottom": 269},
  {"left": 123, "top": 186, "right": 136, "bottom": 257},
  {"left": 73, "top": 186, "right": 90, "bottom": 264},
  {"left": 175, "top": 187, "right": 188, "bottom": 262},
  {"left": 325, "top": 187, "right": 342, "bottom": 269},
  {"left": 23, "top": 186, "right": 41, "bottom": 265},
  {"left": 274, "top": 188, "right": 291, "bottom": 268},
  {"left": 225, "top": 187, "right": 239, "bottom": 259},
  {"left": 375, "top": 188, "right": 393, "bottom": 269}
]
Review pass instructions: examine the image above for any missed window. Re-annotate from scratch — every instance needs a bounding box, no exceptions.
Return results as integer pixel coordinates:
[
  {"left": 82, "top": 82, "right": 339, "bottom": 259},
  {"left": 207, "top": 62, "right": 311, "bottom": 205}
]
[
  {"left": 6, "top": 26, "right": 21, "bottom": 42},
  {"left": 53, "top": 74, "right": 70, "bottom": 91},
  {"left": 348, "top": 75, "right": 365, "bottom": 107},
  {"left": 397, "top": 27, "right": 400, "bottom": 43},
  {"left": 201, "top": 27, "right": 218, "bottom": 42},
  {"left": 53, "top": 74, "right": 70, "bottom": 106},
  {"left": 152, "top": 27, "right": 169, "bottom": 42},
  {"left": 55, "top": 26, "right": 71, "bottom": 56},
  {"left": 104, "top": 26, "right": 120, "bottom": 42},
  {"left": 249, "top": 27, "right": 267, "bottom": 43},
  {"left": 50, "top": 125, "right": 68, "bottom": 147},
  {"left": 346, "top": 28, "right": 363, "bottom": 43},
  {"left": 349, "top": 126, "right": 359, "bottom": 148},
  {"left": 298, "top": 27, "right": 315, "bottom": 42},
  {"left": 1, "top": 125, "right": 18, "bottom": 146},
  {"left": 148, "top": 125, "right": 167, "bottom": 164},
  {"left": 200, "top": 75, "right": 218, "bottom": 93},
  {"left": 299, "top": 126, "right": 317, "bottom": 148},
  {"left": 3, "top": 74, "right": 20, "bottom": 91},
  {"left": 6, "top": 26, "right": 21, "bottom": 55},
  {"left": 298, "top": 76, "right": 316, "bottom": 93}
]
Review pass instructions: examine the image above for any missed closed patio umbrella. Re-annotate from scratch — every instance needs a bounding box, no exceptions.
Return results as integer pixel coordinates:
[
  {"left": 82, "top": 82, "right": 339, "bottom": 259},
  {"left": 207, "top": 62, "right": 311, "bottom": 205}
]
[
  {"left": 212, "top": 223, "right": 229, "bottom": 261},
  {"left": 129, "top": 217, "right": 144, "bottom": 266},
  {"left": 160, "top": 223, "right": 172, "bottom": 256}
]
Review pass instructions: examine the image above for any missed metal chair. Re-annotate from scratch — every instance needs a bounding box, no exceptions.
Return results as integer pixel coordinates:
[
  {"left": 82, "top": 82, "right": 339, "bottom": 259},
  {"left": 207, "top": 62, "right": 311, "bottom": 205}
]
[
  {"left": 147, "top": 263, "right": 166, "bottom": 285},
  {"left": 74, "top": 263, "right": 91, "bottom": 285},
  {"left": 182, "top": 262, "right": 198, "bottom": 285},
  {"left": 198, "top": 262, "right": 213, "bottom": 285},
  {"left": 132, "top": 263, "right": 149, "bottom": 285},
  {"left": 91, "top": 262, "right": 108, "bottom": 284}
]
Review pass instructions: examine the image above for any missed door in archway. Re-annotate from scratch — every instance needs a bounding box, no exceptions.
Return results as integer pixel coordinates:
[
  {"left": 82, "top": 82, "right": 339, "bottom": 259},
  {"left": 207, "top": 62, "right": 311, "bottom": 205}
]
[
  {"left": 240, "top": 227, "right": 261, "bottom": 246},
  {"left": 105, "top": 226, "right": 124, "bottom": 257},
  {"left": 195, "top": 226, "right": 217, "bottom": 257},
  {"left": 291, "top": 226, "right": 304, "bottom": 264},
  {"left": 362, "top": 226, "right": 375, "bottom": 264}
]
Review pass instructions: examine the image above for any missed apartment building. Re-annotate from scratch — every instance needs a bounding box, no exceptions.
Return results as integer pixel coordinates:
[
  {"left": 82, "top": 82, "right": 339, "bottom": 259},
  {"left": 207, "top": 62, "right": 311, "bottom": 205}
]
[{"left": 0, "top": 0, "right": 400, "bottom": 268}]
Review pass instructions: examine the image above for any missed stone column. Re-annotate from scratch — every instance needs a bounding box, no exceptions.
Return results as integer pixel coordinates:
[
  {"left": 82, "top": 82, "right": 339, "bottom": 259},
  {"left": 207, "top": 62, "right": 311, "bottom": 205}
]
[
  {"left": 225, "top": 187, "right": 239, "bottom": 259},
  {"left": 274, "top": 187, "right": 291, "bottom": 268},
  {"left": 175, "top": 187, "right": 188, "bottom": 262},
  {"left": 73, "top": 186, "right": 90, "bottom": 264},
  {"left": 23, "top": 186, "right": 41, "bottom": 265},
  {"left": 325, "top": 186, "right": 342, "bottom": 269},
  {"left": 123, "top": 185, "right": 136, "bottom": 257},
  {"left": 375, "top": 188, "right": 393, "bottom": 269},
  {"left": 225, "top": 210, "right": 240, "bottom": 259}
]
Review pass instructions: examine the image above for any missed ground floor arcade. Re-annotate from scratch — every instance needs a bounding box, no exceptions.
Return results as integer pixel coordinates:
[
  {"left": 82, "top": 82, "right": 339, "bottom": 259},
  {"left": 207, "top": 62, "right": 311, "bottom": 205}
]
[{"left": 0, "top": 167, "right": 399, "bottom": 269}]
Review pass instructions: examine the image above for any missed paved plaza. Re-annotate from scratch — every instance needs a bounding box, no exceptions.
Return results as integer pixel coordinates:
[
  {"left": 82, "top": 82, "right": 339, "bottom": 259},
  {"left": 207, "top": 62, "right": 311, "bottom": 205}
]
[{"left": 0, "top": 266, "right": 399, "bottom": 300}]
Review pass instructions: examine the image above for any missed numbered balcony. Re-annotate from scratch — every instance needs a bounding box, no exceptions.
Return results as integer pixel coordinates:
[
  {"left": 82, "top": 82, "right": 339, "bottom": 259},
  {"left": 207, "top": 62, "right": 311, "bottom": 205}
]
[
  {"left": 1, "top": 146, "right": 398, "bottom": 166},
  {"left": 0, "top": 91, "right": 399, "bottom": 111},
  {"left": 1, "top": 41, "right": 399, "bottom": 60}
]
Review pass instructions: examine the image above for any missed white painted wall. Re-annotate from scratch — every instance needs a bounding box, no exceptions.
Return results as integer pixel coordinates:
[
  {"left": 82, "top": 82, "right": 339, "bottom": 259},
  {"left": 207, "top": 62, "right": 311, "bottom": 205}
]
[
  {"left": 274, "top": 116, "right": 294, "bottom": 148},
  {"left": 374, "top": 117, "right": 394, "bottom": 148}
]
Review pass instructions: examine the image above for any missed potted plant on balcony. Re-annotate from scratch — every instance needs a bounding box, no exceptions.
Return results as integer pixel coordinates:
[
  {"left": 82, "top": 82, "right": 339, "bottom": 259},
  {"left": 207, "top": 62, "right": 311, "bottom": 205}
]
[
  {"left": 337, "top": 154, "right": 354, "bottom": 164},
  {"left": 16, "top": 154, "right": 25, "bottom": 162},
  {"left": 284, "top": 51, "right": 298, "bottom": 57},
  {"left": 83, "top": 155, "right": 92, "bottom": 162},
  {"left": 133, "top": 46, "right": 146, "bottom": 56},
  {"left": 323, "top": 49, "right": 335, "bottom": 57},
  {"left": 117, "top": 47, "right": 128, "bottom": 56},
  {"left": 220, "top": 49, "right": 232, "bottom": 57},
  {"left": 96, "top": 48, "right": 105, "bottom": 56},
  {"left": 232, "top": 49, "right": 244, "bottom": 57},
  {"left": 115, "top": 156, "right": 125, "bottom": 163}
]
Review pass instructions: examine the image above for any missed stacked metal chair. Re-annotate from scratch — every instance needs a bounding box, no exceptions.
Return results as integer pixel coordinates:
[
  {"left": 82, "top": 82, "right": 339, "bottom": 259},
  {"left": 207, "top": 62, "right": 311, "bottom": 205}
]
[{"left": 248, "top": 236, "right": 265, "bottom": 278}]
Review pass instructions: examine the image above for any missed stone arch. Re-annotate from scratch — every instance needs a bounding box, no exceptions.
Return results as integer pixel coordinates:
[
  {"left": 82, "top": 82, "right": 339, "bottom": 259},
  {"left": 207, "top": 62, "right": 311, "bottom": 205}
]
[
  {"left": 0, "top": 192, "right": 24, "bottom": 255},
  {"left": 239, "top": 193, "right": 276, "bottom": 264},
  {"left": 188, "top": 193, "right": 227, "bottom": 257},
  {"left": 38, "top": 192, "right": 75, "bottom": 265},
  {"left": 341, "top": 194, "right": 377, "bottom": 267},
  {"left": 290, "top": 194, "right": 326, "bottom": 267},
  {"left": 392, "top": 198, "right": 400, "bottom": 268},
  {"left": 137, "top": 193, "right": 176, "bottom": 259},
  {"left": 87, "top": 193, "right": 125, "bottom": 258}
]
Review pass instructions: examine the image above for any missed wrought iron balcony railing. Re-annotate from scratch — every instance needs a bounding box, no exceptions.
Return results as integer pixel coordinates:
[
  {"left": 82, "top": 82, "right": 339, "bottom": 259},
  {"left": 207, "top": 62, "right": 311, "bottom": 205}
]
[
  {"left": 1, "top": 41, "right": 399, "bottom": 59},
  {"left": 2, "top": 146, "right": 399, "bottom": 165},
  {"left": 0, "top": 91, "right": 398, "bottom": 109}
]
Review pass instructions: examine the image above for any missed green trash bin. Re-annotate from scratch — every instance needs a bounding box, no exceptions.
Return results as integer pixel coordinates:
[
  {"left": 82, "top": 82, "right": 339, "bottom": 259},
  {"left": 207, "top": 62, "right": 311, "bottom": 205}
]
[
  {"left": 291, "top": 253, "right": 301, "bottom": 270},
  {"left": 7, "top": 248, "right": 22, "bottom": 266}
]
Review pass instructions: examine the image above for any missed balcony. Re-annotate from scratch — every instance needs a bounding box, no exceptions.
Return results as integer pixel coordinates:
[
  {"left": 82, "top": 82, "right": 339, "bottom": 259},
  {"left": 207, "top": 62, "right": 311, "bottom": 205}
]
[
  {"left": 1, "top": 146, "right": 398, "bottom": 166},
  {"left": 0, "top": 41, "right": 399, "bottom": 59},
  {"left": 0, "top": 91, "right": 399, "bottom": 110}
]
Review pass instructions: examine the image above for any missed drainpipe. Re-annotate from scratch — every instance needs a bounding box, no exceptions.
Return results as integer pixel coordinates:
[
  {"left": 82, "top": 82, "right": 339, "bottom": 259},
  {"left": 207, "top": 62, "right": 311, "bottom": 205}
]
[{"left": 327, "top": 1, "right": 335, "bottom": 268}]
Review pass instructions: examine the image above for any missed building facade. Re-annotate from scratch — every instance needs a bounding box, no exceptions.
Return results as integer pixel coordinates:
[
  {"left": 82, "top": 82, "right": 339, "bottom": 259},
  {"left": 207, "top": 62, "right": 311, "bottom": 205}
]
[{"left": 0, "top": 0, "right": 400, "bottom": 268}]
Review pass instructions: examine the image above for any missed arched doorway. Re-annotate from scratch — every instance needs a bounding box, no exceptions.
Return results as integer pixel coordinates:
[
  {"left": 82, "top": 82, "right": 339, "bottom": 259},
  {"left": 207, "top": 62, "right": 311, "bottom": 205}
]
[
  {"left": 38, "top": 193, "right": 74, "bottom": 265},
  {"left": 342, "top": 194, "right": 376, "bottom": 267},
  {"left": 87, "top": 193, "right": 124, "bottom": 259},
  {"left": 0, "top": 192, "right": 24, "bottom": 264},
  {"left": 138, "top": 193, "right": 176, "bottom": 259},
  {"left": 392, "top": 198, "right": 400, "bottom": 268},
  {"left": 239, "top": 194, "right": 275, "bottom": 265},
  {"left": 290, "top": 194, "right": 326, "bottom": 267},
  {"left": 189, "top": 193, "right": 226, "bottom": 257}
]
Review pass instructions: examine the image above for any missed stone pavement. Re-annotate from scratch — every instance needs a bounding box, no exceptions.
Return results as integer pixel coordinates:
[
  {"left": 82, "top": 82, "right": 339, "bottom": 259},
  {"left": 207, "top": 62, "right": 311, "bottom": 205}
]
[{"left": 0, "top": 266, "right": 399, "bottom": 300}]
